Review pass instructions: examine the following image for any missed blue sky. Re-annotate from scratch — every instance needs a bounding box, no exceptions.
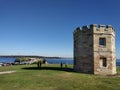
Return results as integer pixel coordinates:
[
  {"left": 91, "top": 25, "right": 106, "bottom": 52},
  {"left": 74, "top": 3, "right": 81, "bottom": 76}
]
[{"left": 0, "top": 0, "right": 120, "bottom": 58}]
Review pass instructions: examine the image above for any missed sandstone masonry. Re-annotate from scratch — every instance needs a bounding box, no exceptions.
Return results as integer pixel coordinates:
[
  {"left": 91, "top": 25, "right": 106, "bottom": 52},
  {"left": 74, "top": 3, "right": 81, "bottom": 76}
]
[{"left": 73, "top": 24, "right": 116, "bottom": 75}]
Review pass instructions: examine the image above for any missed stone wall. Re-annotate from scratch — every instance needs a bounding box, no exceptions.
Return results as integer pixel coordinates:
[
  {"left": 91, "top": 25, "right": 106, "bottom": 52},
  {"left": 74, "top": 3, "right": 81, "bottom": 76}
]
[{"left": 74, "top": 26, "right": 94, "bottom": 73}]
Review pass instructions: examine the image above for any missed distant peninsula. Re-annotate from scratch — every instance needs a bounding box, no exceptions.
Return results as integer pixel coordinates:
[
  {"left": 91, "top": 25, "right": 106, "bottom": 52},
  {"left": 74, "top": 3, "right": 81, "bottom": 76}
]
[{"left": 0, "top": 55, "right": 62, "bottom": 59}]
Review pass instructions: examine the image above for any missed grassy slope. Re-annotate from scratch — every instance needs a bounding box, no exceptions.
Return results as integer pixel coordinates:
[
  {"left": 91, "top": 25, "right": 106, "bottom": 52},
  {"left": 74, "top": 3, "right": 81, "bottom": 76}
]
[{"left": 0, "top": 64, "right": 120, "bottom": 90}]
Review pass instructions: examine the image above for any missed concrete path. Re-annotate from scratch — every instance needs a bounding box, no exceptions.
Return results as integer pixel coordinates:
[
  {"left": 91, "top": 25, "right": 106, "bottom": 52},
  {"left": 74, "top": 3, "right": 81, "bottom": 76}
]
[{"left": 0, "top": 71, "right": 16, "bottom": 75}]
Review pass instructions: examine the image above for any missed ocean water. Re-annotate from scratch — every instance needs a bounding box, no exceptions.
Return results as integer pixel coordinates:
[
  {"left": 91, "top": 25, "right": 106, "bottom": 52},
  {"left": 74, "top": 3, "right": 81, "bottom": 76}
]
[
  {"left": 0, "top": 57, "right": 16, "bottom": 63},
  {"left": 46, "top": 58, "right": 73, "bottom": 64},
  {"left": 0, "top": 57, "right": 120, "bottom": 66},
  {"left": 0, "top": 57, "right": 73, "bottom": 64},
  {"left": 116, "top": 59, "right": 120, "bottom": 66}
]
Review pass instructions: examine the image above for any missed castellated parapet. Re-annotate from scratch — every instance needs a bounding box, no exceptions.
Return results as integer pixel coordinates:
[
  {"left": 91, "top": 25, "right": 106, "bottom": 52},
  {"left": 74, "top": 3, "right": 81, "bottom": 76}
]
[{"left": 74, "top": 24, "right": 116, "bottom": 75}]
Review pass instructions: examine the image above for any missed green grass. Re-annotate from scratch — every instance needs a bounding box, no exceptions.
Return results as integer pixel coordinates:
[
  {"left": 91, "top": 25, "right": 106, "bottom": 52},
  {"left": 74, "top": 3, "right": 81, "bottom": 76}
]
[{"left": 0, "top": 64, "right": 120, "bottom": 90}]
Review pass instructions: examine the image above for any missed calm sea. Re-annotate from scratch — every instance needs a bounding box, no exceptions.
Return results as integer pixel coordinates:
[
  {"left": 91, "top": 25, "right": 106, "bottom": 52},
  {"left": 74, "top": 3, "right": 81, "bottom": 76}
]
[{"left": 0, "top": 57, "right": 120, "bottom": 66}]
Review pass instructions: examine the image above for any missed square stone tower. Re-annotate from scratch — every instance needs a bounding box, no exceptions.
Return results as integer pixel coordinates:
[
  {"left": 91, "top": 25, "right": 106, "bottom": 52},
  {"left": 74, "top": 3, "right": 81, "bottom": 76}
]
[{"left": 73, "top": 24, "right": 116, "bottom": 75}]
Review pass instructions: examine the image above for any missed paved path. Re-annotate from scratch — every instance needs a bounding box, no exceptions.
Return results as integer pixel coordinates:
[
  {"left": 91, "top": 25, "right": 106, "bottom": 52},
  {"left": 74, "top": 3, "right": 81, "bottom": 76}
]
[{"left": 0, "top": 71, "right": 16, "bottom": 75}]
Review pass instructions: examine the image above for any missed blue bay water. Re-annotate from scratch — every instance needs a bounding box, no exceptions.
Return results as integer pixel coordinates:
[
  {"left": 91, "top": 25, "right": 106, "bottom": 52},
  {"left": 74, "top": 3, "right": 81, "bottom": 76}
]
[
  {"left": 46, "top": 58, "right": 73, "bottom": 64},
  {"left": 0, "top": 57, "right": 120, "bottom": 66},
  {"left": 0, "top": 57, "right": 73, "bottom": 64},
  {"left": 0, "top": 57, "right": 16, "bottom": 63}
]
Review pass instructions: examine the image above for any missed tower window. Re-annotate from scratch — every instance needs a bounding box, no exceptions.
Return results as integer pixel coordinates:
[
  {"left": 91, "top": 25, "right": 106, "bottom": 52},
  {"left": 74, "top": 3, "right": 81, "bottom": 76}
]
[
  {"left": 102, "top": 58, "right": 107, "bottom": 67},
  {"left": 99, "top": 38, "right": 106, "bottom": 46}
]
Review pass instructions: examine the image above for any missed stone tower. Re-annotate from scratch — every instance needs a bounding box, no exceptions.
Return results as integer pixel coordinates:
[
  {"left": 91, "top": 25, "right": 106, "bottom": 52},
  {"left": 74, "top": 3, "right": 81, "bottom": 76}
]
[{"left": 73, "top": 24, "right": 116, "bottom": 75}]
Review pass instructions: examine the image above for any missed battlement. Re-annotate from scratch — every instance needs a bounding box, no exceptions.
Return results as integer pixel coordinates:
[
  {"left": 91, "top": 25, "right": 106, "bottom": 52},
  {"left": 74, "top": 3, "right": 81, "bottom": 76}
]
[
  {"left": 90, "top": 24, "right": 115, "bottom": 30},
  {"left": 74, "top": 24, "right": 115, "bottom": 35}
]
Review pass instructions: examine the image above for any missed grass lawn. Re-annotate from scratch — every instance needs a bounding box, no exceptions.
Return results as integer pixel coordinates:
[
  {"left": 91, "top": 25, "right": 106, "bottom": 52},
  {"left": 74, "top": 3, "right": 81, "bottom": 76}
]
[{"left": 0, "top": 64, "right": 120, "bottom": 90}]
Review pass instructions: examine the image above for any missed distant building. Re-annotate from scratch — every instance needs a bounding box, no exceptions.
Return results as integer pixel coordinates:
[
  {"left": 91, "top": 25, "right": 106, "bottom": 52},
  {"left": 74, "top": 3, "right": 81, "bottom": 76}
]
[{"left": 73, "top": 24, "right": 116, "bottom": 75}]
